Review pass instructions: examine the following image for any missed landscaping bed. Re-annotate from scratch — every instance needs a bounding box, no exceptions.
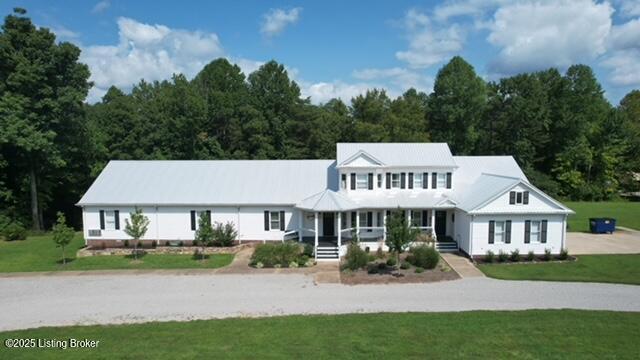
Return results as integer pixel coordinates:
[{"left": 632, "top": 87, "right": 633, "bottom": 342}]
[
  {"left": 77, "top": 243, "right": 249, "bottom": 257},
  {"left": 474, "top": 249, "right": 574, "bottom": 265},
  {"left": 249, "top": 241, "right": 315, "bottom": 268},
  {"left": 340, "top": 244, "right": 459, "bottom": 285}
]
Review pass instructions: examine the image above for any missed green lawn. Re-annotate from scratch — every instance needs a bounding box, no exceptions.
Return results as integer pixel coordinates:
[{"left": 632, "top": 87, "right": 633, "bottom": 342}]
[
  {"left": 1, "top": 310, "right": 638, "bottom": 359},
  {"left": 478, "top": 254, "right": 640, "bottom": 285},
  {"left": 0, "top": 233, "right": 233, "bottom": 273},
  {"left": 565, "top": 201, "right": 640, "bottom": 232}
]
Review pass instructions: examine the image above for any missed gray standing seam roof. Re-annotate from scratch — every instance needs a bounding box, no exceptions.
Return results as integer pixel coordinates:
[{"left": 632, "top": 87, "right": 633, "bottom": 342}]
[{"left": 336, "top": 143, "right": 456, "bottom": 167}]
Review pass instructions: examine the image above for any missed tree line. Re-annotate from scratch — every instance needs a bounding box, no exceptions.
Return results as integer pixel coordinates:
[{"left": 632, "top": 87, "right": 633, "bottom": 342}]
[{"left": 1, "top": 9, "right": 639, "bottom": 230}]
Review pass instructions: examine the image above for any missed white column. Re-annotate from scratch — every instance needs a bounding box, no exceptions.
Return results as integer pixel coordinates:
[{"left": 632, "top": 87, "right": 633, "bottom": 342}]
[
  {"left": 356, "top": 211, "right": 360, "bottom": 240},
  {"left": 298, "top": 210, "right": 303, "bottom": 242},
  {"left": 382, "top": 210, "right": 387, "bottom": 241},
  {"left": 314, "top": 212, "right": 319, "bottom": 259},
  {"left": 431, "top": 209, "right": 437, "bottom": 241},
  {"left": 337, "top": 212, "right": 342, "bottom": 255},
  {"left": 406, "top": 209, "right": 411, "bottom": 225}
]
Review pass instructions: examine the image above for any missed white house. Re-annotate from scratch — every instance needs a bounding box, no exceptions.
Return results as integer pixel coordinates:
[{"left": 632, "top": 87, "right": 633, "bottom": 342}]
[{"left": 77, "top": 143, "right": 573, "bottom": 260}]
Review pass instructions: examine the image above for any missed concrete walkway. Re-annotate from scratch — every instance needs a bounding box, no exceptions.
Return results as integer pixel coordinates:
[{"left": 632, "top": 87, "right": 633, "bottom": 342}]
[
  {"left": 1, "top": 273, "right": 639, "bottom": 331},
  {"left": 567, "top": 228, "right": 640, "bottom": 255},
  {"left": 440, "top": 253, "right": 484, "bottom": 278}
]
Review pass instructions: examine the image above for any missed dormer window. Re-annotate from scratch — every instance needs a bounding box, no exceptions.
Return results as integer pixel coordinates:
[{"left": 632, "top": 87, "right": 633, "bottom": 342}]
[
  {"left": 509, "top": 191, "right": 529, "bottom": 205},
  {"left": 437, "top": 173, "right": 446, "bottom": 188},
  {"left": 341, "top": 174, "right": 347, "bottom": 189},
  {"left": 356, "top": 174, "right": 368, "bottom": 189},
  {"left": 414, "top": 174, "right": 423, "bottom": 189},
  {"left": 391, "top": 173, "right": 401, "bottom": 188}
]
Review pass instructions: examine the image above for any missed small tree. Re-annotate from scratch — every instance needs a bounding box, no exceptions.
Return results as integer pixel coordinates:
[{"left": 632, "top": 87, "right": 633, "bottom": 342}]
[
  {"left": 385, "top": 208, "right": 420, "bottom": 264},
  {"left": 52, "top": 212, "right": 74, "bottom": 264},
  {"left": 124, "top": 207, "right": 149, "bottom": 260},
  {"left": 212, "top": 221, "right": 238, "bottom": 247},
  {"left": 195, "top": 212, "right": 214, "bottom": 260}
]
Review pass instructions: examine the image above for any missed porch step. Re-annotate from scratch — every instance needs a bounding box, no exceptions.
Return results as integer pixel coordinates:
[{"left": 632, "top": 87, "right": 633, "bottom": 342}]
[
  {"left": 435, "top": 241, "right": 458, "bottom": 253},
  {"left": 316, "top": 246, "right": 339, "bottom": 259}
]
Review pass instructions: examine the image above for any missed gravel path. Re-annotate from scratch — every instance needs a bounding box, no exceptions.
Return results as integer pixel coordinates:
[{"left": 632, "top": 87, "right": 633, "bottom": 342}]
[{"left": 1, "top": 274, "right": 639, "bottom": 331}]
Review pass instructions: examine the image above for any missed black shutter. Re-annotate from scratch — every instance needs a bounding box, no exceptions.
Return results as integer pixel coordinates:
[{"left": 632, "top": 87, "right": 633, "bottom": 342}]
[
  {"left": 350, "top": 173, "right": 356, "bottom": 190},
  {"left": 386, "top": 210, "right": 390, "bottom": 217},
  {"left": 488, "top": 220, "right": 495, "bottom": 244},
  {"left": 400, "top": 173, "right": 406, "bottom": 189},
  {"left": 264, "top": 211, "right": 269, "bottom": 231},
  {"left": 541, "top": 220, "right": 547, "bottom": 243},
  {"left": 367, "top": 212, "right": 372, "bottom": 232},
  {"left": 280, "top": 211, "right": 285, "bottom": 231},
  {"left": 505, "top": 220, "right": 511, "bottom": 244},
  {"left": 368, "top": 173, "right": 373, "bottom": 190},
  {"left": 386, "top": 173, "right": 391, "bottom": 189},
  {"left": 509, "top": 191, "right": 516, "bottom": 204},
  {"left": 422, "top": 210, "right": 428, "bottom": 227},
  {"left": 517, "top": 192, "right": 523, "bottom": 204},
  {"left": 206, "top": 210, "right": 212, "bottom": 225},
  {"left": 351, "top": 212, "right": 356, "bottom": 228},
  {"left": 341, "top": 174, "right": 346, "bottom": 188},
  {"left": 524, "top": 220, "right": 531, "bottom": 243},
  {"left": 446, "top": 172, "right": 452, "bottom": 189},
  {"left": 422, "top": 173, "right": 428, "bottom": 189},
  {"left": 408, "top": 173, "right": 414, "bottom": 189},
  {"left": 191, "top": 210, "right": 196, "bottom": 230},
  {"left": 432, "top": 172, "right": 437, "bottom": 189},
  {"left": 523, "top": 191, "right": 529, "bottom": 204},
  {"left": 114, "top": 210, "right": 120, "bottom": 230},
  {"left": 99, "top": 210, "right": 105, "bottom": 230}
]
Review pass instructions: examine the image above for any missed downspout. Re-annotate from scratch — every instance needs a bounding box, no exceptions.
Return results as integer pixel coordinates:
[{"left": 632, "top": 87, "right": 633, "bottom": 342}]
[
  {"left": 561, "top": 214, "right": 567, "bottom": 250},
  {"left": 237, "top": 207, "right": 241, "bottom": 244},
  {"left": 469, "top": 214, "right": 474, "bottom": 257}
]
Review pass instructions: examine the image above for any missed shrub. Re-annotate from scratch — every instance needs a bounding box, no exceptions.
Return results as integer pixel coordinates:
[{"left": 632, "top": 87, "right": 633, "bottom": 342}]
[
  {"left": 344, "top": 243, "right": 368, "bottom": 270},
  {"left": 408, "top": 244, "right": 439, "bottom": 269},
  {"left": 367, "top": 254, "right": 376, "bottom": 262},
  {"left": 289, "top": 261, "right": 299, "bottom": 268},
  {"left": 251, "top": 242, "right": 303, "bottom": 268},
  {"left": 151, "top": 240, "right": 157, "bottom": 248},
  {"left": 510, "top": 249, "right": 520, "bottom": 262},
  {"left": 297, "top": 255, "right": 310, "bottom": 267},
  {"left": 415, "top": 267, "right": 424, "bottom": 273},
  {"left": 302, "top": 243, "right": 314, "bottom": 257},
  {"left": 255, "top": 262, "right": 264, "bottom": 269},
  {"left": 558, "top": 249, "right": 569, "bottom": 260},
  {"left": 497, "top": 250, "right": 508, "bottom": 263},
  {"left": 542, "top": 248, "right": 552, "bottom": 261},
  {"left": 212, "top": 221, "right": 238, "bottom": 247},
  {"left": 274, "top": 263, "right": 281, "bottom": 269},
  {"left": 400, "top": 261, "right": 411, "bottom": 270},
  {"left": 178, "top": 241, "right": 184, "bottom": 247},
  {"left": 2, "top": 222, "right": 27, "bottom": 241},
  {"left": 124, "top": 240, "right": 130, "bottom": 248},
  {"left": 304, "top": 259, "right": 315, "bottom": 267},
  {"left": 193, "top": 239, "right": 200, "bottom": 247},
  {"left": 485, "top": 250, "right": 495, "bottom": 263},
  {"left": 376, "top": 247, "right": 385, "bottom": 259},
  {"left": 378, "top": 262, "right": 387, "bottom": 270},
  {"left": 367, "top": 263, "right": 379, "bottom": 274},
  {"left": 386, "top": 257, "right": 397, "bottom": 267},
  {"left": 526, "top": 251, "right": 535, "bottom": 262}
]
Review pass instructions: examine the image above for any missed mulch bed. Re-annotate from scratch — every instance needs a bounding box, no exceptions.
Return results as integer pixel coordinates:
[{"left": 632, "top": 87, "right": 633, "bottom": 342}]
[
  {"left": 475, "top": 256, "right": 577, "bottom": 265},
  {"left": 340, "top": 262, "right": 460, "bottom": 285}
]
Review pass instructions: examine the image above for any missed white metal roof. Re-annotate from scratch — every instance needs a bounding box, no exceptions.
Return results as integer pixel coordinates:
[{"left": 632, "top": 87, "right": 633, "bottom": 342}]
[
  {"left": 336, "top": 143, "right": 456, "bottom": 167},
  {"left": 346, "top": 191, "right": 457, "bottom": 209},
  {"left": 296, "top": 190, "right": 359, "bottom": 211},
  {"left": 77, "top": 160, "right": 337, "bottom": 206},
  {"left": 452, "top": 156, "right": 527, "bottom": 187}
]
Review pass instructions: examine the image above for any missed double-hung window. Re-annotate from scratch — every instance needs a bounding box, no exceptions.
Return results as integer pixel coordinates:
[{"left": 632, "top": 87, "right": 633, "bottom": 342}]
[
  {"left": 270, "top": 211, "right": 280, "bottom": 230},
  {"left": 530, "top": 220, "right": 541, "bottom": 243},
  {"left": 356, "top": 174, "right": 368, "bottom": 189},
  {"left": 494, "top": 221, "right": 505, "bottom": 243},
  {"left": 391, "top": 173, "right": 401, "bottom": 188},
  {"left": 411, "top": 210, "right": 421, "bottom": 227},
  {"left": 414, "top": 174, "right": 423, "bottom": 189},
  {"left": 377, "top": 174, "right": 382, "bottom": 188},
  {"left": 105, "top": 211, "right": 116, "bottom": 230},
  {"left": 437, "top": 173, "right": 447, "bottom": 188},
  {"left": 341, "top": 174, "right": 347, "bottom": 189}
]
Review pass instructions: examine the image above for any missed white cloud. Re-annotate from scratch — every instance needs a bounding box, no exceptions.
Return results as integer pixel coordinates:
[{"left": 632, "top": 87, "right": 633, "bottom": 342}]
[
  {"left": 608, "top": 18, "right": 640, "bottom": 51},
  {"left": 352, "top": 67, "right": 433, "bottom": 93},
  {"left": 49, "top": 25, "right": 80, "bottom": 40},
  {"left": 81, "top": 17, "right": 224, "bottom": 102},
  {"left": 260, "top": 8, "right": 302, "bottom": 37},
  {"left": 91, "top": 0, "right": 110, "bottom": 14},
  {"left": 601, "top": 49, "right": 640, "bottom": 86},
  {"left": 617, "top": 0, "right": 640, "bottom": 17},
  {"left": 300, "top": 81, "right": 376, "bottom": 104},
  {"left": 486, "top": 0, "right": 613, "bottom": 75},
  {"left": 395, "top": 9, "right": 465, "bottom": 69},
  {"left": 433, "top": 0, "right": 508, "bottom": 22}
]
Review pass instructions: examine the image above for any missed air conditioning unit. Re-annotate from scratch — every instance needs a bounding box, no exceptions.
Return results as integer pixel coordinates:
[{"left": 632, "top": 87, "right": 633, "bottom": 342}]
[{"left": 88, "top": 229, "right": 102, "bottom": 237}]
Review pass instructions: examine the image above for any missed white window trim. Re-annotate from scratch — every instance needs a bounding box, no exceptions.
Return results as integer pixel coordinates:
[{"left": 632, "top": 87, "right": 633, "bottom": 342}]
[
  {"left": 391, "top": 173, "right": 401, "bottom": 188},
  {"left": 356, "top": 173, "right": 368, "bottom": 190},
  {"left": 414, "top": 175, "right": 423, "bottom": 189},
  {"left": 341, "top": 174, "right": 347, "bottom": 189},
  {"left": 377, "top": 174, "right": 382, "bottom": 188},
  {"left": 105, "top": 210, "right": 116, "bottom": 230},
  {"left": 530, "top": 220, "right": 541, "bottom": 243},
  {"left": 269, "top": 211, "right": 281, "bottom": 231},
  {"left": 494, "top": 220, "right": 505, "bottom": 243},
  {"left": 437, "top": 173, "right": 447, "bottom": 188}
]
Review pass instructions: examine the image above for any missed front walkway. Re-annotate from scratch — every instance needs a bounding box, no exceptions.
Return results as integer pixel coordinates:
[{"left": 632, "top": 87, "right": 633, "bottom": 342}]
[
  {"left": 567, "top": 228, "right": 640, "bottom": 254},
  {"left": 1, "top": 274, "right": 639, "bottom": 331},
  {"left": 440, "top": 253, "right": 484, "bottom": 278}
]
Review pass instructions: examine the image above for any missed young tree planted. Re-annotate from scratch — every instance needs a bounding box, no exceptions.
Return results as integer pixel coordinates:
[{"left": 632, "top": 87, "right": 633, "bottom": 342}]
[
  {"left": 124, "top": 208, "right": 150, "bottom": 260},
  {"left": 385, "top": 209, "right": 420, "bottom": 264},
  {"left": 52, "top": 212, "right": 74, "bottom": 265},
  {"left": 195, "top": 212, "right": 214, "bottom": 260}
]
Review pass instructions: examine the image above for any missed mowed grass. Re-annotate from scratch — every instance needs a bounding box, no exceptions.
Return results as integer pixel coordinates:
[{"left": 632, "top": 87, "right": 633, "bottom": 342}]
[
  {"left": 478, "top": 254, "right": 640, "bottom": 285},
  {"left": 565, "top": 201, "right": 640, "bottom": 232},
  {"left": 1, "top": 310, "right": 639, "bottom": 359},
  {"left": 0, "top": 233, "right": 233, "bottom": 273}
]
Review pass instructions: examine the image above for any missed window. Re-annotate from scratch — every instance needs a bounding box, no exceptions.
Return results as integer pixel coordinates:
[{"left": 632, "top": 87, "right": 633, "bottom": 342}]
[
  {"left": 359, "top": 212, "right": 368, "bottom": 228},
  {"left": 411, "top": 210, "right": 421, "bottom": 227},
  {"left": 105, "top": 211, "right": 116, "bottom": 230},
  {"left": 391, "top": 173, "right": 401, "bottom": 188},
  {"left": 414, "top": 174, "right": 423, "bottom": 189},
  {"left": 437, "top": 173, "right": 447, "bottom": 188},
  {"left": 341, "top": 212, "right": 347, "bottom": 229},
  {"left": 377, "top": 174, "right": 382, "bottom": 188},
  {"left": 510, "top": 191, "right": 529, "bottom": 205},
  {"left": 494, "top": 221, "right": 505, "bottom": 243},
  {"left": 270, "top": 211, "right": 280, "bottom": 230},
  {"left": 530, "top": 220, "right": 541, "bottom": 243},
  {"left": 341, "top": 174, "right": 347, "bottom": 189},
  {"left": 516, "top": 192, "right": 523, "bottom": 204},
  {"left": 356, "top": 174, "right": 368, "bottom": 189},
  {"left": 376, "top": 212, "right": 381, "bottom": 227}
]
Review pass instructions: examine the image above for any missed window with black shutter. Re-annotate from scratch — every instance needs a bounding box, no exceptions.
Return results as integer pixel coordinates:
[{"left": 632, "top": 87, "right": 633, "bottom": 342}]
[
  {"left": 206, "top": 210, "right": 212, "bottom": 226},
  {"left": 351, "top": 212, "right": 356, "bottom": 228},
  {"left": 367, "top": 212, "right": 373, "bottom": 232},
  {"left": 505, "top": 220, "right": 511, "bottom": 244},
  {"left": 432, "top": 172, "right": 437, "bottom": 189},
  {"left": 264, "top": 211, "right": 269, "bottom": 231},
  {"left": 279, "top": 211, "right": 285, "bottom": 230},
  {"left": 368, "top": 173, "right": 374, "bottom": 190},
  {"left": 516, "top": 192, "right": 523, "bottom": 204},
  {"left": 541, "top": 220, "right": 547, "bottom": 243},
  {"left": 488, "top": 220, "right": 495, "bottom": 244},
  {"left": 386, "top": 173, "right": 391, "bottom": 189},
  {"left": 191, "top": 210, "right": 197, "bottom": 230},
  {"left": 446, "top": 172, "right": 452, "bottom": 189},
  {"left": 509, "top": 191, "right": 516, "bottom": 204},
  {"left": 99, "top": 210, "right": 105, "bottom": 230},
  {"left": 523, "top": 191, "right": 529, "bottom": 204},
  {"left": 422, "top": 173, "right": 428, "bottom": 189},
  {"left": 377, "top": 174, "right": 382, "bottom": 188},
  {"left": 350, "top": 173, "right": 356, "bottom": 190},
  {"left": 422, "top": 210, "right": 428, "bottom": 227},
  {"left": 524, "top": 220, "right": 531, "bottom": 243},
  {"left": 400, "top": 173, "right": 406, "bottom": 189},
  {"left": 408, "top": 173, "right": 414, "bottom": 189},
  {"left": 114, "top": 210, "right": 120, "bottom": 230}
]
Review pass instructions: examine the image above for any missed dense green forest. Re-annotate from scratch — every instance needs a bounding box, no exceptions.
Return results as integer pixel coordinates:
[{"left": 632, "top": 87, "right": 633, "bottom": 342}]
[{"left": 1, "top": 9, "right": 639, "bottom": 230}]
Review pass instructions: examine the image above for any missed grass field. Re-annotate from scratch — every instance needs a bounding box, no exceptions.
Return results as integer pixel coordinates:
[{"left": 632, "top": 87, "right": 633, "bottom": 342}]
[
  {"left": 0, "top": 233, "right": 233, "bottom": 273},
  {"left": 565, "top": 201, "right": 640, "bottom": 232},
  {"left": 1, "top": 310, "right": 638, "bottom": 359},
  {"left": 478, "top": 254, "right": 640, "bottom": 285}
]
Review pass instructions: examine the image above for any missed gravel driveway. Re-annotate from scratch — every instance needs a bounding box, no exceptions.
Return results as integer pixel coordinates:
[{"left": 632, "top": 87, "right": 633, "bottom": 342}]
[
  {"left": 1, "top": 274, "right": 639, "bottom": 331},
  {"left": 567, "top": 228, "right": 640, "bottom": 254}
]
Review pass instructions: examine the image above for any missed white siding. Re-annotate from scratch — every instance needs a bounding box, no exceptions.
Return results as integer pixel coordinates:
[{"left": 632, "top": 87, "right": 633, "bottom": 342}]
[
  {"left": 453, "top": 209, "right": 471, "bottom": 253},
  {"left": 469, "top": 214, "right": 565, "bottom": 256},
  {"left": 475, "top": 184, "right": 564, "bottom": 214}
]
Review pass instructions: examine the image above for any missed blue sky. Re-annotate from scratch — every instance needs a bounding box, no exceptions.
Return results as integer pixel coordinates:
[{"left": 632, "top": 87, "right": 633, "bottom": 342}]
[{"left": 3, "top": 0, "right": 639, "bottom": 104}]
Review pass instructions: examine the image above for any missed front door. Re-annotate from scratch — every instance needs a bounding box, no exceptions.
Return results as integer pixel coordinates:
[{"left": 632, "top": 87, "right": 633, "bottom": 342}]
[
  {"left": 435, "top": 210, "right": 447, "bottom": 239},
  {"left": 322, "top": 213, "right": 335, "bottom": 237}
]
